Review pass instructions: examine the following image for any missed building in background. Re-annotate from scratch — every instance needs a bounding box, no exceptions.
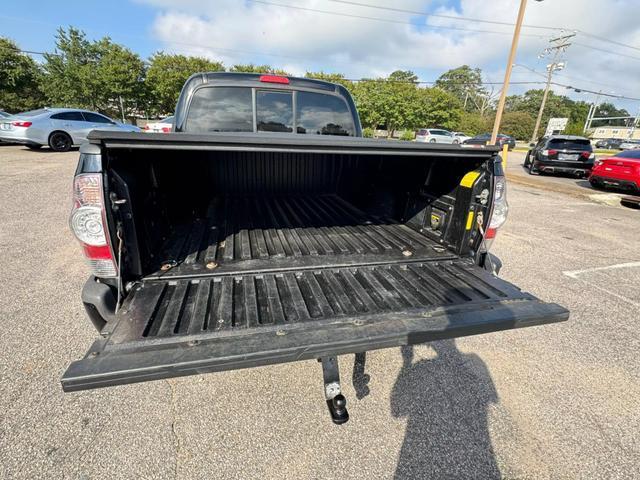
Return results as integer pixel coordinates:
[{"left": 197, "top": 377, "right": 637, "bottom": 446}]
[{"left": 589, "top": 126, "right": 640, "bottom": 140}]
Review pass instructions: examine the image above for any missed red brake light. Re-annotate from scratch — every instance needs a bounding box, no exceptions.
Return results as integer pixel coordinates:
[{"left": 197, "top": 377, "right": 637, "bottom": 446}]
[
  {"left": 548, "top": 149, "right": 558, "bottom": 156},
  {"left": 69, "top": 174, "right": 117, "bottom": 277},
  {"left": 259, "top": 75, "right": 289, "bottom": 84},
  {"left": 143, "top": 125, "right": 149, "bottom": 130},
  {"left": 485, "top": 227, "right": 497, "bottom": 240},
  {"left": 161, "top": 127, "right": 171, "bottom": 133},
  {"left": 581, "top": 151, "right": 590, "bottom": 158},
  {"left": 12, "top": 121, "right": 32, "bottom": 127}
]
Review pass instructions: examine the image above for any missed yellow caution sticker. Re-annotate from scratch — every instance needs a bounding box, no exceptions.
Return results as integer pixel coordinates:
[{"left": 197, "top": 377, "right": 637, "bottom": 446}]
[
  {"left": 465, "top": 211, "right": 475, "bottom": 230},
  {"left": 460, "top": 170, "right": 480, "bottom": 188}
]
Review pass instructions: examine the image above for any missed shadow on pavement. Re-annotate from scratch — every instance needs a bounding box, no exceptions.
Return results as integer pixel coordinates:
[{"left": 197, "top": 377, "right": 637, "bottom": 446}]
[{"left": 391, "top": 341, "right": 500, "bottom": 479}]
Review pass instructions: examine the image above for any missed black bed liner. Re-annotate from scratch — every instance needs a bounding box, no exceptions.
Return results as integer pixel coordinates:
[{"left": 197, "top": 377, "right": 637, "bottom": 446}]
[
  {"left": 150, "top": 194, "right": 453, "bottom": 279},
  {"left": 62, "top": 257, "right": 568, "bottom": 391}
]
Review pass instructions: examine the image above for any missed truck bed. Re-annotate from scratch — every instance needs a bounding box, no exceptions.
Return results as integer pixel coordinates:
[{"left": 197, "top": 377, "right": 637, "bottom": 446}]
[
  {"left": 63, "top": 132, "right": 569, "bottom": 392},
  {"left": 149, "top": 194, "right": 454, "bottom": 279}
]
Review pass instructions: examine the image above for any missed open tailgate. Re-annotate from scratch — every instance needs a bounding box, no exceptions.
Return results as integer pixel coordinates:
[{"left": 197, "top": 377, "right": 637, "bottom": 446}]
[{"left": 62, "top": 259, "right": 568, "bottom": 391}]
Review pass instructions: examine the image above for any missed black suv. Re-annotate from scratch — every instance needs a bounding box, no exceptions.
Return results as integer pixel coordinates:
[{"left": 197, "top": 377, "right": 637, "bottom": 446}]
[{"left": 524, "top": 135, "right": 594, "bottom": 177}]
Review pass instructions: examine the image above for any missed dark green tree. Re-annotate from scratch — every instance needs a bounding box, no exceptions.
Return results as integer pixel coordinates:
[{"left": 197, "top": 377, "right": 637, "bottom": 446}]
[
  {"left": 435, "top": 65, "right": 491, "bottom": 115},
  {"left": 42, "top": 28, "right": 147, "bottom": 119},
  {"left": 304, "top": 71, "right": 353, "bottom": 90},
  {"left": 228, "top": 64, "right": 290, "bottom": 75},
  {"left": 456, "top": 112, "right": 490, "bottom": 136},
  {"left": 146, "top": 52, "right": 224, "bottom": 116},
  {"left": 592, "top": 102, "right": 630, "bottom": 127},
  {"left": 94, "top": 39, "right": 146, "bottom": 119},
  {"left": 41, "top": 27, "right": 99, "bottom": 109},
  {"left": 0, "top": 37, "right": 44, "bottom": 112},
  {"left": 417, "top": 87, "right": 463, "bottom": 130},
  {"left": 499, "top": 111, "right": 536, "bottom": 140}
]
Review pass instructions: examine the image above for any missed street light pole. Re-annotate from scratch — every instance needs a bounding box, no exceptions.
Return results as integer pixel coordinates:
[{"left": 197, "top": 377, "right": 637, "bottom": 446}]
[
  {"left": 529, "top": 33, "right": 574, "bottom": 142},
  {"left": 490, "top": 0, "right": 529, "bottom": 146}
]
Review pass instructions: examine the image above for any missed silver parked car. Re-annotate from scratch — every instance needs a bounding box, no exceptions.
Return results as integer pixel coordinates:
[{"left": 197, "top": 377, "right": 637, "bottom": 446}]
[
  {"left": 619, "top": 140, "right": 640, "bottom": 150},
  {"left": 415, "top": 128, "right": 458, "bottom": 144},
  {"left": 0, "top": 108, "right": 140, "bottom": 152}
]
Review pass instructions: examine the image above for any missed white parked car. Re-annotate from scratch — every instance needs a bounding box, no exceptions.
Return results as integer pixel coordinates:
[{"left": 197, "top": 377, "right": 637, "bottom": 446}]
[
  {"left": 452, "top": 132, "right": 471, "bottom": 143},
  {"left": 0, "top": 108, "right": 140, "bottom": 152},
  {"left": 619, "top": 140, "right": 640, "bottom": 150},
  {"left": 143, "top": 115, "right": 174, "bottom": 133},
  {"left": 416, "top": 128, "right": 458, "bottom": 144}
]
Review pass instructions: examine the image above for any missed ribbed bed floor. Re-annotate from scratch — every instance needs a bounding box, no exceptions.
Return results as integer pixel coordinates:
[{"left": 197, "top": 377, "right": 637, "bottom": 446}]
[{"left": 148, "top": 194, "right": 452, "bottom": 279}]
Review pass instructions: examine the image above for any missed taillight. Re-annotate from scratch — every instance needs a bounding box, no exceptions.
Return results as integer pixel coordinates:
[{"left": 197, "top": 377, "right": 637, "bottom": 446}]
[
  {"left": 161, "top": 126, "right": 171, "bottom": 133},
  {"left": 69, "top": 174, "right": 117, "bottom": 277},
  {"left": 12, "top": 121, "right": 32, "bottom": 127},
  {"left": 542, "top": 149, "right": 557, "bottom": 156},
  {"left": 143, "top": 124, "right": 149, "bottom": 130},
  {"left": 581, "top": 151, "right": 595, "bottom": 160},
  {"left": 483, "top": 175, "right": 508, "bottom": 251},
  {"left": 259, "top": 74, "right": 289, "bottom": 84}
]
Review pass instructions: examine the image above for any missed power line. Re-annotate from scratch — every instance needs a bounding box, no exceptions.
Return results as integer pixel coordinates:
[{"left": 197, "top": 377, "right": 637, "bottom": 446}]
[
  {"left": 573, "top": 42, "right": 640, "bottom": 61},
  {"left": 327, "top": 0, "right": 557, "bottom": 31},
  {"left": 248, "top": 0, "right": 548, "bottom": 37},
  {"left": 326, "top": 0, "right": 640, "bottom": 52},
  {"left": 248, "top": 1, "right": 640, "bottom": 61}
]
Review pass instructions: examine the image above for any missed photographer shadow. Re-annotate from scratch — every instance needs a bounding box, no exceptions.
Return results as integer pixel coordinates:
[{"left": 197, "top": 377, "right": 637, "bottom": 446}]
[{"left": 391, "top": 340, "right": 500, "bottom": 479}]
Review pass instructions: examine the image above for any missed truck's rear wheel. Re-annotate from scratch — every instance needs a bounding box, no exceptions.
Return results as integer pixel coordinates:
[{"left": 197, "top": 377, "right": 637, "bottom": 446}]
[{"left": 49, "top": 132, "right": 72, "bottom": 152}]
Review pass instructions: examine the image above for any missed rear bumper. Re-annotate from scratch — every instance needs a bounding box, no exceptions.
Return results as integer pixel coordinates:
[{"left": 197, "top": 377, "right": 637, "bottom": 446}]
[
  {"left": 535, "top": 160, "right": 592, "bottom": 175},
  {"left": 590, "top": 175, "right": 640, "bottom": 191},
  {"left": 0, "top": 134, "right": 41, "bottom": 146}
]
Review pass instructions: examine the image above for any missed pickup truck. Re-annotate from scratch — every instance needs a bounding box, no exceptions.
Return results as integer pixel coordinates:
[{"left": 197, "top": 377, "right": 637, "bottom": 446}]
[{"left": 63, "top": 72, "right": 569, "bottom": 423}]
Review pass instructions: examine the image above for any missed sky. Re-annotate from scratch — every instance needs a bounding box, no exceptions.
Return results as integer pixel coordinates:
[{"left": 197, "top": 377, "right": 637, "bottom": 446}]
[{"left": 2, "top": 0, "right": 639, "bottom": 115}]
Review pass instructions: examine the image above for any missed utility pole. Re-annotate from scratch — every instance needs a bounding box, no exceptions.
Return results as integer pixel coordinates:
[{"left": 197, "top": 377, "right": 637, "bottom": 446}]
[
  {"left": 529, "top": 32, "right": 575, "bottom": 143},
  {"left": 584, "top": 90, "right": 603, "bottom": 133},
  {"left": 490, "top": 0, "right": 531, "bottom": 146},
  {"left": 629, "top": 106, "right": 640, "bottom": 140}
]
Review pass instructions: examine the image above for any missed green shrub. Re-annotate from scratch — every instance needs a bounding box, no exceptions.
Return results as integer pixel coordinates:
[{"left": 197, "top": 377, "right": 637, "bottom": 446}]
[
  {"left": 400, "top": 130, "right": 415, "bottom": 141},
  {"left": 457, "top": 112, "right": 490, "bottom": 136},
  {"left": 362, "top": 127, "right": 374, "bottom": 138}
]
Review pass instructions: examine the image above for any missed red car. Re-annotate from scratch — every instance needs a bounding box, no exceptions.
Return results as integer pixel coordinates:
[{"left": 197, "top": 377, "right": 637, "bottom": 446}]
[{"left": 589, "top": 149, "right": 640, "bottom": 193}]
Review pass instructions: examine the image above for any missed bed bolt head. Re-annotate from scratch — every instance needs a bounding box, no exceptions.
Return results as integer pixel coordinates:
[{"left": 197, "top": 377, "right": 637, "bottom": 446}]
[
  {"left": 402, "top": 250, "right": 413, "bottom": 257},
  {"left": 206, "top": 261, "right": 218, "bottom": 270}
]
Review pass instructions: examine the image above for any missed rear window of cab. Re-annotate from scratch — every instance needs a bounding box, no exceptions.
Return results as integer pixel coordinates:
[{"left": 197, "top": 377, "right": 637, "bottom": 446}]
[{"left": 186, "top": 86, "right": 355, "bottom": 136}]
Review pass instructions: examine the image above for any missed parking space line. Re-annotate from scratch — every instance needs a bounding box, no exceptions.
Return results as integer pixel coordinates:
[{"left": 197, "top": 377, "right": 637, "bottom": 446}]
[
  {"left": 563, "top": 262, "right": 640, "bottom": 308},
  {"left": 563, "top": 261, "right": 640, "bottom": 279}
]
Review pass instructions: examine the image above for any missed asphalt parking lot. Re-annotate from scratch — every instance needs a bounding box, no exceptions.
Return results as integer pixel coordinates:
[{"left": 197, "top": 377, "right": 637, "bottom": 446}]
[{"left": 1, "top": 145, "right": 639, "bottom": 479}]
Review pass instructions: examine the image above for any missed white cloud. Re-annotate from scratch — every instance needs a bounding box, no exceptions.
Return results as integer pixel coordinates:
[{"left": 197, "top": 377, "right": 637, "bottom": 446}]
[{"left": 141, "top": 0, "right": 640, "bottom": 111}]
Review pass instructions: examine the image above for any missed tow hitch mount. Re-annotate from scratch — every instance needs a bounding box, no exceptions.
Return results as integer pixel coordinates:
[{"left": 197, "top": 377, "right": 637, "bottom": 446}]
[{"left": 320, "top": 356, "right": 349, "bottom": 425}]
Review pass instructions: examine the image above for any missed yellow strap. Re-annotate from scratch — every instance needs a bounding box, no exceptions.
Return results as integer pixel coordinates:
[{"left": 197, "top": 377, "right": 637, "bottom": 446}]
[
  {"left": 465, "top": 211, "right": 475, "bottom": 230},
  {"left": 460, "top": 170, "right": 480, "bottom": 188}
]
